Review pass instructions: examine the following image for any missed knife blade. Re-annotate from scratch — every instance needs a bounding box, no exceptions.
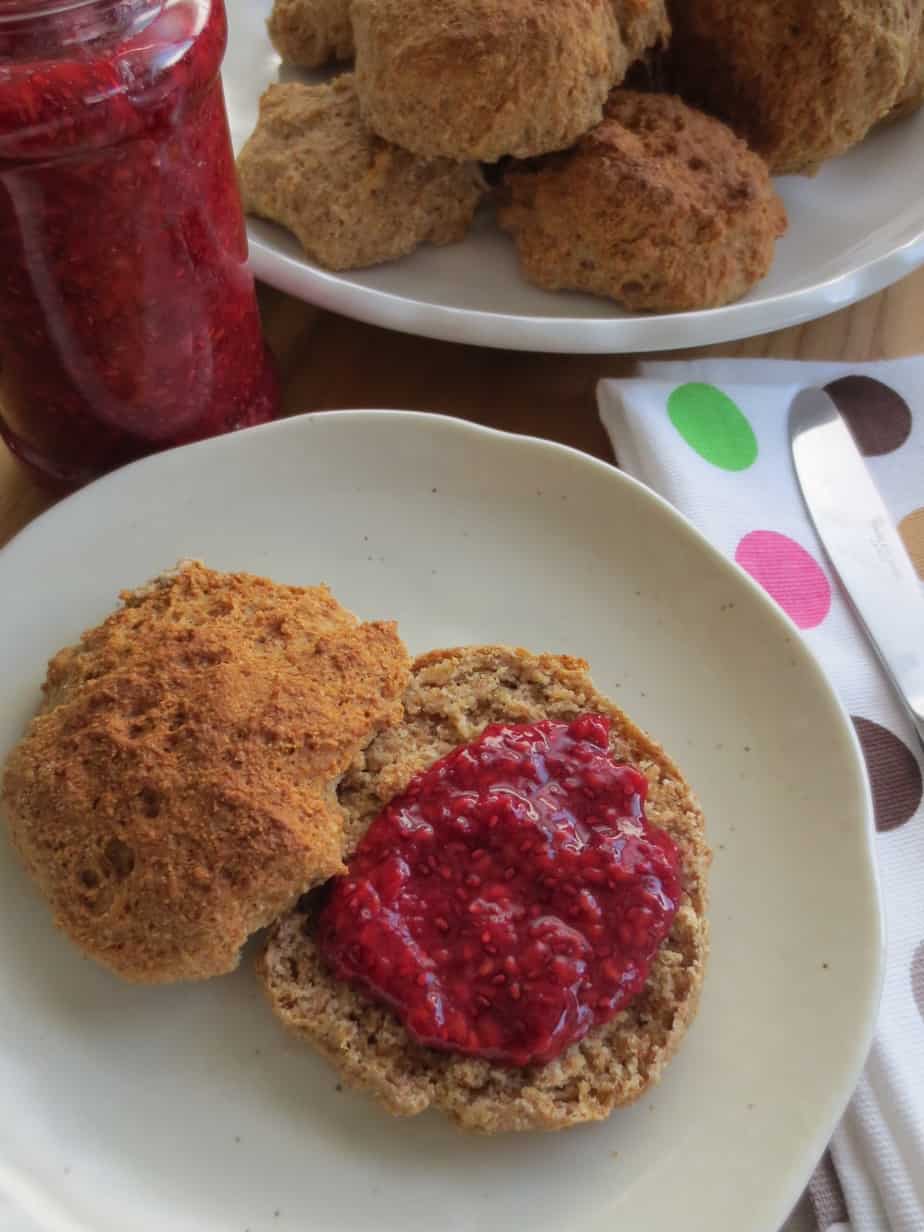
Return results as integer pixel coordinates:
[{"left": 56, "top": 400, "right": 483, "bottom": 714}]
[{"left": 790, "top": 386, "right": 924, "bottom": 751}]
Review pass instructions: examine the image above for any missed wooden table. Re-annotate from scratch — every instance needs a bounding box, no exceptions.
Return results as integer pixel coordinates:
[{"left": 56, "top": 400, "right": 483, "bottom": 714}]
[{"left": 2, "top": 267, "right": 924, "bottom": 549}]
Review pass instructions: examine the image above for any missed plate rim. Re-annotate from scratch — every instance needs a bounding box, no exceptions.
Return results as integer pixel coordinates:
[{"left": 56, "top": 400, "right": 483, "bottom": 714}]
[
  {"left": 246, "top": 225, "right": 924, "bottom": 355},
  {"left": 0, "top": 409, "right": 886, "bottom": 1232}
]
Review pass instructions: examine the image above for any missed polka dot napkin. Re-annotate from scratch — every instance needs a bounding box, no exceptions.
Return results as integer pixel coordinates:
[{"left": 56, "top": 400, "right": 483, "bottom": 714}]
[{"left": 598, "top": 358, "right": 924, "bottom": 1232}]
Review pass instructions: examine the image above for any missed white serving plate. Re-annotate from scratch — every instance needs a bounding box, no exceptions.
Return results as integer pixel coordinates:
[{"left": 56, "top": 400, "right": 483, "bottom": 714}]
[
  {"left": 0, "top": 411, "right": 882, "bottom": 1232},
  {"left": 224, "top": 0, "right": 924, "bottom": 353}
]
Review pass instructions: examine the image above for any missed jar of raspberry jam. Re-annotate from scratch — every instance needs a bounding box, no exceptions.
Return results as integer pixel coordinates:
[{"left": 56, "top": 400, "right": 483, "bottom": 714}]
[{"left": 0, "top": 0, "right": 279, "bottom": 487}]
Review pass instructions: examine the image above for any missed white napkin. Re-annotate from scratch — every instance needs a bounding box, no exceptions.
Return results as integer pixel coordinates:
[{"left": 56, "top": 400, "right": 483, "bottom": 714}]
[{"left": 598, "top": 359, "right": 924, "bottom": 1232}]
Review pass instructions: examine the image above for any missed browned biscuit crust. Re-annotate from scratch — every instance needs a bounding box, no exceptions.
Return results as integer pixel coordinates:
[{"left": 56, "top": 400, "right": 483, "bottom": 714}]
[
  {"left": 1, "top": 563, "right": 409, "bottom": 983},
  {"left": 890, "top": 10, "right": 924, "bottom": 119},
  {"left": 666, "top": 0, "right": 920, "bottom": 174},
  {"left": 260, "top": 645, "right": 709, "bottom": 1133},
  {"left": 351, "top": 0, "right": 670, "bottom": 163},
  {"left": 267, "top": 0, "right": 353, "bottom": 68},
  {"left": 237, "top": 76, "right": 485, "bottom": 271},
  {"left": 497, "top": 90, "right": 786, "bottom": 313}
]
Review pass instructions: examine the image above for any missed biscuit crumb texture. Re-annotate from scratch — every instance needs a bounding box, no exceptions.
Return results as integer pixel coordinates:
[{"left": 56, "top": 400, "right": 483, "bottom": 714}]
[
  {"left": 891, "top": 13, "right": 924, "bottom": 119},
  {"left": 2, "top": 562, "right": 409, "bottom": 983},
  {"left": 498, "top": 90, "right": 786, "bottom": 312},
  {"left": 666, "top": 0, "right": 921, "bottom": 173},
  {"left": 237, "top": 76, "right": 485, "bottom": 271},
  {"left": 352, "top": 0, "right": 670, "bottom": 162},
  {"left": 260, "top": 645, "right": 709, "bottom": 1133},
  {"left": 267, "top": 0, "right": 354, "bottom": 68}
]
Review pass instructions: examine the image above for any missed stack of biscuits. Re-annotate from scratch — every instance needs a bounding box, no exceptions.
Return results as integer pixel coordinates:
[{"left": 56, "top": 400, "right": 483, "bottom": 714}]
[{"left": 237, "top": 0, "right": 923, "bottom": 312}]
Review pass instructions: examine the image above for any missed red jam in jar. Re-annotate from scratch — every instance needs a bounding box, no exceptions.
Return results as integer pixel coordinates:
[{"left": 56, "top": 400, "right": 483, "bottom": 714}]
[
  {"left": 0, "top": 0, "right": 279, "bottom": 487},
  {"left": 319, "top": 715, "right": 682, "bottom": 1067}
]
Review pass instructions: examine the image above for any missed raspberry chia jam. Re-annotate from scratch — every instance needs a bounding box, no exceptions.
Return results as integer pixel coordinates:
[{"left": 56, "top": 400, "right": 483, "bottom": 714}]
[
  {"left": 320, "top": 715, "right": 682, "bottom": 1068},
  {"left": 0, "top": 0, "right": 278, "bottom": 487}
]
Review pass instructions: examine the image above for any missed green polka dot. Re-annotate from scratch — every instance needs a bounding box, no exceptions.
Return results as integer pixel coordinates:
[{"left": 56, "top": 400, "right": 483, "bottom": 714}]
[{"left": 667, "top": 383, "right": 758, "bottom": 471}]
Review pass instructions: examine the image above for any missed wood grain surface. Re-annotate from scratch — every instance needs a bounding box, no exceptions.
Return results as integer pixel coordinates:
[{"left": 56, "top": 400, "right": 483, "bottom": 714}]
[{"left": 2, "top": 267, "right": 923, "bottom": 550}]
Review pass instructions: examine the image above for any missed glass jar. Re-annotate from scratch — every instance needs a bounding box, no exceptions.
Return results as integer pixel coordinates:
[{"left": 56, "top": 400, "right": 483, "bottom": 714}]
[{"left": 0, "top": 0, "right": 279, "bottom": 488}]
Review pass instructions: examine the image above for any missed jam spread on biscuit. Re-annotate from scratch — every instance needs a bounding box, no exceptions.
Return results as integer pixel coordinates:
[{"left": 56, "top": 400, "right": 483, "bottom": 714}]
[{"left": 319, "top": 715, "right": 681, "bottom": 1067}]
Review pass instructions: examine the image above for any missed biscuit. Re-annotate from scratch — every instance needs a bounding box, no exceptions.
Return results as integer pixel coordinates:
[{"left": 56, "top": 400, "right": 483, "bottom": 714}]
[
  {"left": 260, "top": 645, "right": 710, "bottom": 1133},
  {"left": 497, "top": 91, "right": 787, "bottom": 313},
  {"left": 267, "top": 0, "right": 353, "bottom": 68},
  {"left": 237, "top": 76, "right": 485, "bottom": 270},
  {"left": 667, "top": 0, "right": 920, "bottom": 173},
  {"left": 1, "top": 563, "right": 409, "bottom": 983},
  {"left": 891, "top": 12, "right": 924, "bottom": 119},
  {"left": 351, "top": 0, "right": 670, "bottom": 162}
]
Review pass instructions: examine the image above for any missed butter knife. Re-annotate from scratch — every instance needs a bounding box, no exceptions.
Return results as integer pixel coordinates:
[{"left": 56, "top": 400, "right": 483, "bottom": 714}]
[{"left": 790, "top": 387, "right": 924, "bottom": 751}]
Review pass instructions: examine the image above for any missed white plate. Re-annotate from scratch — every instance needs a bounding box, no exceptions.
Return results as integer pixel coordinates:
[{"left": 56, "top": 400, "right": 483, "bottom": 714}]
[
  {"left": 224, "top": 0, "right": 924, "bottom": 353},
  {"left": 0, "top": 412, "right": 882, "bottom": 1232}
]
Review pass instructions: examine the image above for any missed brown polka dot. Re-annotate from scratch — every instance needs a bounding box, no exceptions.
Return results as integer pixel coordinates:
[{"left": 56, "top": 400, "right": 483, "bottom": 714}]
[
  {"left": 852, "top": 717, "right": 923, "bottom": 832},
  {"left": 899, "top": 507, "right": 924, "bottom": 581},
  {"left": 810, "top": 1150, "right": 849, "bottom": 1228},
  {"left": 913, "top": 941, "right": 924, "bottom": 1026},
  {"left": 824, "top": 376, "right": 912, "bottom": 455}
]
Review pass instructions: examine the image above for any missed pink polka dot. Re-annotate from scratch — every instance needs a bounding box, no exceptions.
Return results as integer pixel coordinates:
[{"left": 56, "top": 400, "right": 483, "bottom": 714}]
[{"left": 735, "top": 530, "right": 832, "bottom": 629}]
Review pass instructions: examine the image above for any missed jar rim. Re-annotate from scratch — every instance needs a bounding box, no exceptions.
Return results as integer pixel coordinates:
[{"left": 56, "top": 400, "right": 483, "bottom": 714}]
[{"left": 0, "top": 0, "right": 130, "bottom": 22}]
